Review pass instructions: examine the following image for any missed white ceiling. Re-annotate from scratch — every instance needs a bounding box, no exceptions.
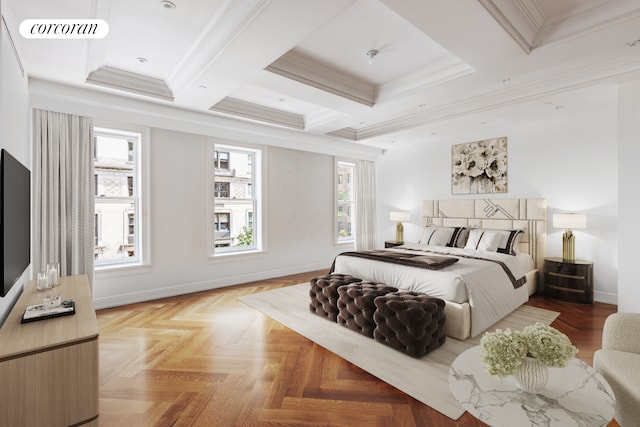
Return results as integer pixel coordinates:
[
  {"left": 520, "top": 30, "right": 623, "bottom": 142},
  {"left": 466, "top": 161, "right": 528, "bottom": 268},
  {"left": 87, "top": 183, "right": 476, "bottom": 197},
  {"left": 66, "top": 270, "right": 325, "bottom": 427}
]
[{"left": 4, "top": 0, "right": 640, "bottom": 150}]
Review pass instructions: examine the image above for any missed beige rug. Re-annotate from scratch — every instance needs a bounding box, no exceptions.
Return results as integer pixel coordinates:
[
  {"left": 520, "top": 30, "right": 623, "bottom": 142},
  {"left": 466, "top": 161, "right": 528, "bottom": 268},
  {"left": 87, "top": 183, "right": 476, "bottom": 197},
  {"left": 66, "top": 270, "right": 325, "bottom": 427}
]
[{"left": 239, "top": 283, "right": 560, "bottom": 420}]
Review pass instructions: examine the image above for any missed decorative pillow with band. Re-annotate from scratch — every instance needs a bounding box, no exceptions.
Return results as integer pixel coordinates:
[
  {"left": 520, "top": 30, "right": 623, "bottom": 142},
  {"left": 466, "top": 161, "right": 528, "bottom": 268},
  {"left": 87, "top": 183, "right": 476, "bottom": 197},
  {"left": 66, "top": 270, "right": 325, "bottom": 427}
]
[
  {"left": 464, "top": 229, "right": 524, "bottom": 255},
  {"left": 419, "top": 226, "right": 466, "bottom": 248}
]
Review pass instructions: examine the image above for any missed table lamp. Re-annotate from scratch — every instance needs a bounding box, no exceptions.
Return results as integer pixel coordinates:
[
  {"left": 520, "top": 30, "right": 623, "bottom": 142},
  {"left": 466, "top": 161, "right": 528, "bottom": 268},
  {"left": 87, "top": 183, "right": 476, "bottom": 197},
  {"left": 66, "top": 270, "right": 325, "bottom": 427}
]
[
  {"left": 552, "top": 213, "right": 586, "bottom": 263},
  {"left": 389, "top": 211, "right": 410, "bottom": 243}
]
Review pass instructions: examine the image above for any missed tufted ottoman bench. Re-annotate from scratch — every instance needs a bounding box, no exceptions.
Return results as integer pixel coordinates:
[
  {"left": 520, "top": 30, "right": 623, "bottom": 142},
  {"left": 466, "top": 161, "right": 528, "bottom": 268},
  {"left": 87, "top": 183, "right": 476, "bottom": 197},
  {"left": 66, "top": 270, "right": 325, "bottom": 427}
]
[
  {"left": 337, "top": 282, "right": 398, "bottom": 338},
  {"left": 309, "top": 274, "right": 363, "bottom": 321},
  {"left": 373, "top": 291, "right": 446, "bottom": 358}
]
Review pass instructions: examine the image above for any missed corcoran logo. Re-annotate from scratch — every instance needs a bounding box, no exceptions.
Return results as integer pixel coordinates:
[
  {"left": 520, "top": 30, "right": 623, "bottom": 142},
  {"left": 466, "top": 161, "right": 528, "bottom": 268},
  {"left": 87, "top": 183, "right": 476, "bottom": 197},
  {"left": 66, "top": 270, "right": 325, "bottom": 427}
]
[{"left": 19, "top": 19, "right": 109, "bottom": 39}]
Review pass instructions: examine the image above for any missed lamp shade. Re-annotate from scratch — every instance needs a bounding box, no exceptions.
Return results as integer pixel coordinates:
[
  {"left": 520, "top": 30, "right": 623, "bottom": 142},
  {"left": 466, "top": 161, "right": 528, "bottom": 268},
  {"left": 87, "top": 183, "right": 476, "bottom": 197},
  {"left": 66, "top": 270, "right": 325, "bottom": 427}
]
[
  {"left": 553, "top": 213, "right": 586, "bottom": 230},
  {"left": 389, "top": 211, "right": 410, "bottom": 222}
]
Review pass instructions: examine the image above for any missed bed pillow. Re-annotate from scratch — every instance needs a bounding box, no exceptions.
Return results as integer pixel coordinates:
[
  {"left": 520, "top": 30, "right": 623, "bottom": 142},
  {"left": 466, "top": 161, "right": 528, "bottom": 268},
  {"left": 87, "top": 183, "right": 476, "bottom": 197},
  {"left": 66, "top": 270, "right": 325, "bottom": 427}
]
[
  {"left": 419, "top": 226, "right": 465, "bottom": 247},
  {"left": 497, "top": 229, "right": 525, "bottom": 255},
  {"left": 454, "top": 227, "right": 471, "bottom": 248},
  {"left": 464, "top": 229, "right": 524, "bottom": 255},
  {"left": 464, "top": 229, "right": 501, "bottom": 251}
]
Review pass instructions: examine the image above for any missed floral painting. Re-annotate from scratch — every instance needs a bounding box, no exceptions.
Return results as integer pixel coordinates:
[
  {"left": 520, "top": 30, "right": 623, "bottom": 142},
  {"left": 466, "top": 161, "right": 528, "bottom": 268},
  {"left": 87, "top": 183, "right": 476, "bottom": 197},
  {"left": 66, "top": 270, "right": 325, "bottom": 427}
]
[{"left": 451, "top": 137, "right": 507, "bottom": 194}]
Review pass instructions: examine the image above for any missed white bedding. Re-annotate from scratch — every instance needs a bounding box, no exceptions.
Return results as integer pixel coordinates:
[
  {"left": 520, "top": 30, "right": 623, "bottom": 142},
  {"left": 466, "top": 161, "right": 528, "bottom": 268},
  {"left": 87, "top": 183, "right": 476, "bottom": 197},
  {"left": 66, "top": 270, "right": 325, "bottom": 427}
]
[{"left": 331, "top": 244, "right": 532, "bottom": 337}]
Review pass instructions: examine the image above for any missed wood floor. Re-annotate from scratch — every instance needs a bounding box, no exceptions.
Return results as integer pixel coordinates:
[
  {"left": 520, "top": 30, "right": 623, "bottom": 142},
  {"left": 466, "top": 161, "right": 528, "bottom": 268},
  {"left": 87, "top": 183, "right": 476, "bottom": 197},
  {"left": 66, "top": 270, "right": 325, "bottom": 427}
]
[{"left": 97, "top": 270, "right": 619, "bottom": 426}]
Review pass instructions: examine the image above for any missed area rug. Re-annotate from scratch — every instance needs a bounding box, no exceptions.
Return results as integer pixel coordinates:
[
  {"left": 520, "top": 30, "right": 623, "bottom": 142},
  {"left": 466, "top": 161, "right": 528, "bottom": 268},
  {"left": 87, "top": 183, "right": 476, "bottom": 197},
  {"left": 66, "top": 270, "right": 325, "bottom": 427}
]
[{"left": 238, "top": 283, "right": 560, "bottom": 420}]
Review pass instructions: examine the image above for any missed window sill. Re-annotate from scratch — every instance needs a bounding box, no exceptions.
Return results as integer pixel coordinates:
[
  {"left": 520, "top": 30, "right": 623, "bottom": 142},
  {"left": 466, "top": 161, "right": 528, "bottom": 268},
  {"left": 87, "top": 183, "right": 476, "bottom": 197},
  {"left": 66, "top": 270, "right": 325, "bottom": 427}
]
[
  {"left": 95, "top": 262, "right": 151, "bottom": 279},
  {"left": 208, "top": 249, "right": 267, "bottom": 263}
]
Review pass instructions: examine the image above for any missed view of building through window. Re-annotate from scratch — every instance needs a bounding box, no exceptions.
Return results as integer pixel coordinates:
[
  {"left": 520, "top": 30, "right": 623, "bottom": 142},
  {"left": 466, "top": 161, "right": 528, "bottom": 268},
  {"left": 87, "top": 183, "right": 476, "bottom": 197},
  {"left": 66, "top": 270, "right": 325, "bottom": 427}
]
[
  {"left": 337, "top": 161, "right": 355, "bottom": 242},
  {"left": 94, "top": 128, "right": 141, "bottom": 265},
  {"left": 212, "top": 144, "right": 261, "bottom": 254}
]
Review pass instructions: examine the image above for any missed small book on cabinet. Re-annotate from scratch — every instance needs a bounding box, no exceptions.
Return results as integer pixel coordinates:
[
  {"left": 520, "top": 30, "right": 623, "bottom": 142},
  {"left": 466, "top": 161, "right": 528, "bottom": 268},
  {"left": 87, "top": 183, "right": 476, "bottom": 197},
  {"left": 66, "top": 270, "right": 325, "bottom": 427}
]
[{"left": 21, "top": 301, "right": 75, "bottom": 323}]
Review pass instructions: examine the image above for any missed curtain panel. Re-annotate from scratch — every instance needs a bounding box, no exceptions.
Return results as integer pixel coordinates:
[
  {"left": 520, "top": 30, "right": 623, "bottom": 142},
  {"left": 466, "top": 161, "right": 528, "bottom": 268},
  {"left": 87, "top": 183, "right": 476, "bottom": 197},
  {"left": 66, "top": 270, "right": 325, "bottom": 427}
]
[
  {"left": 32, "top": 109, "right": 95, "bottom": 288},
  {"left": 355, "top": 159, "right": 377, "bottom": 250}
]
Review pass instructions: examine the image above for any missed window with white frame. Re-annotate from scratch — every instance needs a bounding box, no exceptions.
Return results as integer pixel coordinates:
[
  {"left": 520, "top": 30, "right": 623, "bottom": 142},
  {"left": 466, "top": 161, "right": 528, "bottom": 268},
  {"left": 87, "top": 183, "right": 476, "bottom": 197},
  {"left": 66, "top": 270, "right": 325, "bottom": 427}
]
[
  {"left": 336, "top": 160, "right": 355, "bottom": 243},
  {"left": 94, "top": 127, "right": 146, "bottom": 266},
  {"left": 210, "top": 142, "right": 262, "bottom": 255}
]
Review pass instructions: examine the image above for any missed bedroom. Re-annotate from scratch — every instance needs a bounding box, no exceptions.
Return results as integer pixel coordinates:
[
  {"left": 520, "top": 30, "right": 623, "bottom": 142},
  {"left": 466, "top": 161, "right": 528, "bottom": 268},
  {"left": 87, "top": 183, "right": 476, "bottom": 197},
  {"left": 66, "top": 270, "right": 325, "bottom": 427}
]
[{"left": 0, "top": 0, "right": 639, "bottom": 425}]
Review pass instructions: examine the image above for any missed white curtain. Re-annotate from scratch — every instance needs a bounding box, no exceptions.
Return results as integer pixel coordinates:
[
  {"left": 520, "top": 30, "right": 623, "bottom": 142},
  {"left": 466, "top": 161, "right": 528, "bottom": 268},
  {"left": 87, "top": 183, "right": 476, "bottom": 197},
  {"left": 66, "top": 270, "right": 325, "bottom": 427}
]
[
  {"left": 355, "top": 159, "right": 377, "bottom": 250},
  {"left": 32, "top": 109, "right": 95, "bottom": 288}
]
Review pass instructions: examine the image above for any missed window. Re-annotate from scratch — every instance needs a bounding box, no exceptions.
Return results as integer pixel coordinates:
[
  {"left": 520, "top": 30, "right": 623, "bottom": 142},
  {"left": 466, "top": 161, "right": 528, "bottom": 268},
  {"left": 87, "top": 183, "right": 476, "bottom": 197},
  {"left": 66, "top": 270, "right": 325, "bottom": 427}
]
[
  {"left": 215, "top": 182, "right": 230, "bottom": 198},
  {"left": 214, "top": 212, "right": 231, "bottom": 247},
  {"left": 214, "top": 151, "right": 229, "bottom": 170},
  {"left": 94, "top": 213, "right": 100, "bottom": 247},
  {"left": 210, "top": 142, "right": 262, "bottom": 255},
  {"left": 247, "top": 211, "right": 254, "bottom": 229},
  {"left": 336, "top": 160, "right": 355, "bottom": 243},
  {"left": 94, "top": 127, "right": 147, "bottom": 267},
  {"left": 127, "top": 213, "right": 135, "bottom": 244}
]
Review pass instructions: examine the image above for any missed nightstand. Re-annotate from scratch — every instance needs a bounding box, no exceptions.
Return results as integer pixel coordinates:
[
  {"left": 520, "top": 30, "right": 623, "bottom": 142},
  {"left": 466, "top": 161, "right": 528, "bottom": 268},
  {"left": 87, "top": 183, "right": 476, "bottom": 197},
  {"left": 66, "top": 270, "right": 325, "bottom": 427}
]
[
  {"left": 384, "top": 240, "right": 404, "bottom": 248},
  {"left": 543, "top": 257, "right": 594, "bottom": 304}
]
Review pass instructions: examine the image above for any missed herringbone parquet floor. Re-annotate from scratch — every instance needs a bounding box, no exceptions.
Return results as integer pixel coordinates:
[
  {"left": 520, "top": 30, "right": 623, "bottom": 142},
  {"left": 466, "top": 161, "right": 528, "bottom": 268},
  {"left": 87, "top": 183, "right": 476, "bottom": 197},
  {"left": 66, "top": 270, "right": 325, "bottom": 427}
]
[{"left": 97, "top": 270, "right": 619, "bottom": 426}]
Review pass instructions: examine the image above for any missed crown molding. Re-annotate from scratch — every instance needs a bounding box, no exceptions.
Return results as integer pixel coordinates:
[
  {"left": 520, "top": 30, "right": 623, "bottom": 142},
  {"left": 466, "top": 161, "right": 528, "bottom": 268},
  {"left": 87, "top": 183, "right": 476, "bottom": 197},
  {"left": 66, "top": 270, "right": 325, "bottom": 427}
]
[
  {"left": 533, "top": 0, "right": 640, "bottom": 48},
  {"left": 327, "top": 127, "right": 357, "bottom": 141},
  {"left": 167, "top": 0, "right": 271, "bottom": 94},
  {"left": 478, "top": 0, "right": 535, "bottom": 53},
  {"left": 304, "top": 109, "right": 348, "bottom": 131},
  {"left": 480, "top": 0, "right": 640, "bottom": 53},
  {"left": 86, "top": 66, "right": 174, "bottom": 101},
  {"left": 353, "top": 55, "right": 640, "bottom": 141},
  {"left": 29, "top": 78, "right": 382, "bottom": 161},
  {"left": 1, "top": 15, "right": 25, "bottom": 76},
  {"left": 210, "top": 97, "right": 304, "bottom": 130},
  {"left": 263, "top": 49, "right": 474, "bottom": 111},
  {"left": 377, "top": 56, "right": 474, "bottom": 102},
  {"left": 266, "top": 50, "right": 375, "bottom": 107}
]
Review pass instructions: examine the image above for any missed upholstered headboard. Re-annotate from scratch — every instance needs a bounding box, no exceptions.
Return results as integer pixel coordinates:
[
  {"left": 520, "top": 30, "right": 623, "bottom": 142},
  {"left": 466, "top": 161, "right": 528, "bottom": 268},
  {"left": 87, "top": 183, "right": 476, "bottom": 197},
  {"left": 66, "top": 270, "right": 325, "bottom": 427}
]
[{"left": 423, "top": 198, "right": 547, "bottom": 270}]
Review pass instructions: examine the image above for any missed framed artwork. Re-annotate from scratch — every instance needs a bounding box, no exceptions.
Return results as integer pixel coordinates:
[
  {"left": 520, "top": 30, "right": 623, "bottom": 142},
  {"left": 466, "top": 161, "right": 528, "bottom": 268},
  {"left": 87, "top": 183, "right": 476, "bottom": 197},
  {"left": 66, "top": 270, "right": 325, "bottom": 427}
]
[{"left": 451, "top": 137, "right": 507, "bottom": 194}]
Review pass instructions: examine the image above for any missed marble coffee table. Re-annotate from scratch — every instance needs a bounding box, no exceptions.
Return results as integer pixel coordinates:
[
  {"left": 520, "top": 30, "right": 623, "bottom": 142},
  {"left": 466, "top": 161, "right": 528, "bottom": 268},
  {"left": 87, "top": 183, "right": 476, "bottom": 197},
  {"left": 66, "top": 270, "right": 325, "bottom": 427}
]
[{"left": 449, "top": 346, "right": 616, "bottom": 426}]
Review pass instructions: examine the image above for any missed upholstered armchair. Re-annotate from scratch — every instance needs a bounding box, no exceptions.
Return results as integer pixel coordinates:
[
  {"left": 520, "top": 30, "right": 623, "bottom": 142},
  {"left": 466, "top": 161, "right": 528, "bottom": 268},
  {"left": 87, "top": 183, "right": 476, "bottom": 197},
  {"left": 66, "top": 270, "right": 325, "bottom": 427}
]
[{"left": 593, "top": 313, "right": 640, "bottom": 426}]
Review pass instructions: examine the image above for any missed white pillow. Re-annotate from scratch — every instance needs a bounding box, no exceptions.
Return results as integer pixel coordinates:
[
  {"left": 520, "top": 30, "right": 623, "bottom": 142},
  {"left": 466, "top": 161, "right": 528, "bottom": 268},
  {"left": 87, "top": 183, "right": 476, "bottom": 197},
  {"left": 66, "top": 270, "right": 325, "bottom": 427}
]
[
  {"left": 455, "top": 227, "right": 471, "bottom": 248},
  {"left": 464, "top": 229, "right": 524, "bottom": 255},
  {"left": 465, "top": 229, "right": 501, "bottom": 251},
  {"left": 419, "top": 226, "right": 464, "bottom": 247}
]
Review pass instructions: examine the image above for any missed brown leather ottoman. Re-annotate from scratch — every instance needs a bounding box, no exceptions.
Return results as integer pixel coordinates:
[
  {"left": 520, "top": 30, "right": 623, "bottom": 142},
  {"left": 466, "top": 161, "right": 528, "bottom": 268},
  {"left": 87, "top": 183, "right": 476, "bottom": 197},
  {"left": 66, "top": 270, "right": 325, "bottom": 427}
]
[
  {"left": 337, "top": 282, "right": 398, "bottom": 337},
  {"left": 373, "top": 291, "right": 446, "bottom": 357},
  {"left": 309, "top": 274, "right": 363, "bottom": 321}
]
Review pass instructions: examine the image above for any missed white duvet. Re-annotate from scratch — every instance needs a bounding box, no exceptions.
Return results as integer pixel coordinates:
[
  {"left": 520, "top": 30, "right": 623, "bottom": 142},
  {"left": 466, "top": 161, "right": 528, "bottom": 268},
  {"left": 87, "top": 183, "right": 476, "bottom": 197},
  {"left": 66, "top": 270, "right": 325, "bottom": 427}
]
[{"left": 331, "top": 243, "right": 532, "bottom": 337}]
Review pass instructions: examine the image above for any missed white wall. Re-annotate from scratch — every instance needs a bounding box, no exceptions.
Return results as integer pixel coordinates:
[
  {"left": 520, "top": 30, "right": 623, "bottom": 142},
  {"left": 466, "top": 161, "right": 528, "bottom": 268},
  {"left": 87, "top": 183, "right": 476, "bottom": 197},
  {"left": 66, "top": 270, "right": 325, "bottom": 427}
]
[
  {"left": 28, "top": 83, "right": 368, "bottom": 307},
  {"left": 93, "top": 129, "right": 351, "bottom": 307},
  {"left": 376, "top": 91, "right": 619, "bottom": 304},
  {"left": 617, "top": 81, "right": 640, "bottom": 313},
  {"left": 0, "top": 19, "right": 30, "bottom": 325}
]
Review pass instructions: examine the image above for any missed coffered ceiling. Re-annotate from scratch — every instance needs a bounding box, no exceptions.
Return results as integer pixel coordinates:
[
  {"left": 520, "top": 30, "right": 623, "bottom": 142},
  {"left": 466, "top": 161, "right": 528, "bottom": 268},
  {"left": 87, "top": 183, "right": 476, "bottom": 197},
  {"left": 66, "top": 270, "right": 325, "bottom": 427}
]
[{"left": 4, "top": 0, "right": 640, "bottom": 149}]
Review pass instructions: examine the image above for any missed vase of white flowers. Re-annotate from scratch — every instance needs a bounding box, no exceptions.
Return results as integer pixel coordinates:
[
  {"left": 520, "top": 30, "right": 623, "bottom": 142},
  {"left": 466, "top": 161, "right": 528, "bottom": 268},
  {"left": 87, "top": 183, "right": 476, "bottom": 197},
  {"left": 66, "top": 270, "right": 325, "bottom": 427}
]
[
  {"left": 513, "top": 356, "right": 549, "bottom": 393},
  {"left": 480, "top": 323, "right": 578, "bottom": 393}
]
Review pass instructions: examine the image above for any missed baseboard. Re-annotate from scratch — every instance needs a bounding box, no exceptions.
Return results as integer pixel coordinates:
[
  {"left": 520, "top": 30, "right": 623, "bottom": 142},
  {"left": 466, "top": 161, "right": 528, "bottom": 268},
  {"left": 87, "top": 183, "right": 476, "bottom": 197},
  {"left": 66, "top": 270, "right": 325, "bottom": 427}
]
[
  {"left": 594, "top": 290, "right": 618, "bottom": 306},
  {"left": 93, "top": 261, "right": 328, "bottom": 310}
]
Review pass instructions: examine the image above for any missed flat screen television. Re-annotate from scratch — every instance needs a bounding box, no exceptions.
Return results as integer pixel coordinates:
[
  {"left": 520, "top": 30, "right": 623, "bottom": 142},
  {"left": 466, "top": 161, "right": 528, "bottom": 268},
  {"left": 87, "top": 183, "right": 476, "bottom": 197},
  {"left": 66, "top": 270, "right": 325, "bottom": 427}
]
[{"left": 1, "top": 149, "right": 31, "bottom": 297}]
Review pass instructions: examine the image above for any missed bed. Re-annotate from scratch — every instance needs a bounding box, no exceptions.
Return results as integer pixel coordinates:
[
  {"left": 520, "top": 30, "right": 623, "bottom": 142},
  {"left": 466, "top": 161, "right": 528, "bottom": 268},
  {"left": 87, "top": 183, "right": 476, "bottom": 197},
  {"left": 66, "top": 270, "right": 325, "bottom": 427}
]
[{"left": 331, "top": 198, "right": 547, "bottom": 340}]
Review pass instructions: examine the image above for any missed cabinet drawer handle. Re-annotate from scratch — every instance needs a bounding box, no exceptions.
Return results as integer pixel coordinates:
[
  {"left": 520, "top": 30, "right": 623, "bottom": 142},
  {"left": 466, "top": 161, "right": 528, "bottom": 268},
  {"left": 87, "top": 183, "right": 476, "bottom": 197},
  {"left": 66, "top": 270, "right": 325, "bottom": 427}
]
[
  {"left": 548, "top": 271, "right": 585, "bottom": 280},
  {"left": 546, "top": 284, "right": 587, "bottom": 294}
]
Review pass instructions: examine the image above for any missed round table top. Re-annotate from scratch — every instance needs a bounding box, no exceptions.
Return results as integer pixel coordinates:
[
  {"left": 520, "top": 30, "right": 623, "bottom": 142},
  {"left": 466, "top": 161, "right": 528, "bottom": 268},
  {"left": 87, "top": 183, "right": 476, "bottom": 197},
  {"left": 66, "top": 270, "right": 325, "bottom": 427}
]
[{"left": 449, "top": 346, "right": 616, "bottom": 427}]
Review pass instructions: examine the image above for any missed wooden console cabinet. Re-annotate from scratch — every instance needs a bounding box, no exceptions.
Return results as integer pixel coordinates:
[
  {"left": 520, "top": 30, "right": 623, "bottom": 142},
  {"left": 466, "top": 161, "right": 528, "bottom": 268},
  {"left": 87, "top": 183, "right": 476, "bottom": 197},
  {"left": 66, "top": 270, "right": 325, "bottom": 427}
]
[{"left": 0, "top": 275, "right": 99, "bottom": 426}]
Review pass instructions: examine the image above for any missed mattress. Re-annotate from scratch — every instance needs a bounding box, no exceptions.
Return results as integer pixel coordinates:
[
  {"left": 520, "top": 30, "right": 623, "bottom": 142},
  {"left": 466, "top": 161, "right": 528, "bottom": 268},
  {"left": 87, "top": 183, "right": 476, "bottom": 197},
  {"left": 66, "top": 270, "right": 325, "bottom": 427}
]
[{"left": 331, "top": 244, "right": 533, "bottom": 337}]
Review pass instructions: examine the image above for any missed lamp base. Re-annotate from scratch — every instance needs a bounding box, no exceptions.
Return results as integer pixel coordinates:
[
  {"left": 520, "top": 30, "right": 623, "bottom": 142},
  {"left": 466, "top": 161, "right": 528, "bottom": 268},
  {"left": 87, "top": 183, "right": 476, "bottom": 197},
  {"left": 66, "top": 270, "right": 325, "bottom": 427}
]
[
  {"left": 562, "top": 229, "right": 575, "bottom": 263},
  {"left": 395, "top": 222, "right": 404, "bottom": 244}
]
